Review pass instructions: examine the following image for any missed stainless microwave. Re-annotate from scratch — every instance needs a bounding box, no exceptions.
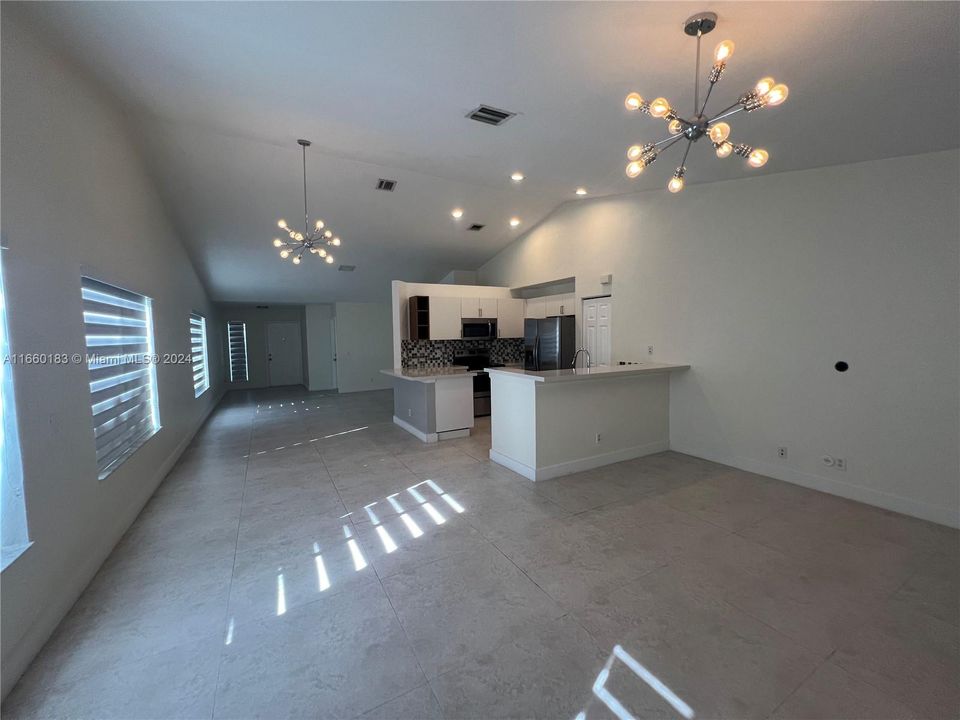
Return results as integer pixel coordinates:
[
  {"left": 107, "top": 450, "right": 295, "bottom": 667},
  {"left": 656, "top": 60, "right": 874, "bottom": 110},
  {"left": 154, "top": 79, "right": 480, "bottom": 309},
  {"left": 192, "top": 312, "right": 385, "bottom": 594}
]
[{"left": 461, "top": 319, "right": 497, "bottom": 339}]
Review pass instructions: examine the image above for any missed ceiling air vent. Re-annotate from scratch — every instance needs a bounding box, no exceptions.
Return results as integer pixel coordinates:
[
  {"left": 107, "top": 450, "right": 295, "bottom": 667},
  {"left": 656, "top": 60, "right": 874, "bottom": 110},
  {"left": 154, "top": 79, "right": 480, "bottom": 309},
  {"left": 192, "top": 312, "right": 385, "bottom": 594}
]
[
  {"left": 338, "top": 265, "right": 356, "bottom": 272},
  {"left": 466, "top": 105, "right": 516, "bottom": 126},
  {"left": 376, "top": 178, "right": 397, "bottom": 191},
  {"left": 467, "top": 223, "right": 485, "bottom": 232}
]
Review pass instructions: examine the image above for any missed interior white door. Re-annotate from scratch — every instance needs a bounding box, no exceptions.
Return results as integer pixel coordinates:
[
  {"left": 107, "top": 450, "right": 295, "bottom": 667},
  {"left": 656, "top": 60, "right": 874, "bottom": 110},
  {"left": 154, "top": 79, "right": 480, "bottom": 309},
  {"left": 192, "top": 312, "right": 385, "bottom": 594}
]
[
  {"left": 582, "top": 297, "right": 612, "bottom": 367},
  {"left": 267, "top": 321, "right": 303, "bottom": 386}
]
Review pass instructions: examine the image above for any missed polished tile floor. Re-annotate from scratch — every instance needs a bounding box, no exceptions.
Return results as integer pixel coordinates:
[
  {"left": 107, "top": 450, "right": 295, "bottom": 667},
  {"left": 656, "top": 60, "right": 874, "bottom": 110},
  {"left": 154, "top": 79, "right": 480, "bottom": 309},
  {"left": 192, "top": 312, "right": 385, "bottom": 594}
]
[{"left": 5, "top": 388, "right": 958, "bottom": 719}]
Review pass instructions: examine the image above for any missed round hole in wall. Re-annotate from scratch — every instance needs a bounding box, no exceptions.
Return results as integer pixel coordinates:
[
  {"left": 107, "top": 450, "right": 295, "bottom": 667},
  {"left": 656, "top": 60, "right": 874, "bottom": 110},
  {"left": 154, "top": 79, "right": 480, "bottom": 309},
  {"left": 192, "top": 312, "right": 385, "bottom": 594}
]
[{"left": 834, "top": 361, "right": 849, "bottom": 373}]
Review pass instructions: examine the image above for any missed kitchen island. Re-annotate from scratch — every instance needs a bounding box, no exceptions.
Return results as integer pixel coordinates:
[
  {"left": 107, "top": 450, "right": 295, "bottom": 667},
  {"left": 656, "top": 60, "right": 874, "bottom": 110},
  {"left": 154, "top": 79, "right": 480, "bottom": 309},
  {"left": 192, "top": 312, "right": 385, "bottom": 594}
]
[
  {"left": 381, "top": 367, "right": 476, "bottom": 442},
  {"left": 486, "top": 363, "right": 689, "bottom": 480}
]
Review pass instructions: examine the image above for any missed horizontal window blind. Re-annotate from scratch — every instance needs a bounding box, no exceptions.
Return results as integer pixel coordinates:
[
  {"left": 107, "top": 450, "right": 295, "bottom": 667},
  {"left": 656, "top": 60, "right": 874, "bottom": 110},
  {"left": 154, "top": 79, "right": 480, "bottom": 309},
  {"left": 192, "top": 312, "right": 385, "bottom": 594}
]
[
  {"left": 227, "top": 321, "right": 248, "bottom": 382},
  {"left": 82, "top": 277, "right": 160, "bottom": 479},
  {"left": 190, "top": 312, "right": 209, "bottom": 397}
]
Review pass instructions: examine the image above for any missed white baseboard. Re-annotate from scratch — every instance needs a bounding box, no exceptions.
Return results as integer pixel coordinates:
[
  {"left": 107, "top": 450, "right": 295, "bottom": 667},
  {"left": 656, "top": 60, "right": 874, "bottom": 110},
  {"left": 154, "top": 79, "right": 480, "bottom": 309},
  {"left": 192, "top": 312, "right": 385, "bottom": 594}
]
[
  {"left": 438, "top": 428, "right": 470, "bottom": 441},
  {"left": 393, "top": 415, "right": 437, "bottom": 443},
  {"left": 491, "top": 440, "right": 670, "bottom": 482},
  {"left": 670, "top": 442, "right": 959, "bottom": 529}
]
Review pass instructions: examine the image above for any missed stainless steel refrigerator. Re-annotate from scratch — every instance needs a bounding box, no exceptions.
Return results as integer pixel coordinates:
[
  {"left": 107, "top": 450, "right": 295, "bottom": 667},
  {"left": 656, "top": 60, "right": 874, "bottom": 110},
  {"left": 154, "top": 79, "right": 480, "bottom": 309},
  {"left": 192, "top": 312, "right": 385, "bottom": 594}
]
[{"left": 524, "top": 316, "right": 576, "bottom": 371}]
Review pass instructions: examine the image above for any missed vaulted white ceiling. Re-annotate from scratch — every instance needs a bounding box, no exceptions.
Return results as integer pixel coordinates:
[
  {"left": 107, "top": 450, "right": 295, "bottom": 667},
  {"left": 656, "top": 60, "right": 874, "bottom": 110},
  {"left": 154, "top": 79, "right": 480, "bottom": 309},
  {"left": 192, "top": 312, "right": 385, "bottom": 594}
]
[{"left": 16, "top": 1, "right": 960, "bottom": 302}]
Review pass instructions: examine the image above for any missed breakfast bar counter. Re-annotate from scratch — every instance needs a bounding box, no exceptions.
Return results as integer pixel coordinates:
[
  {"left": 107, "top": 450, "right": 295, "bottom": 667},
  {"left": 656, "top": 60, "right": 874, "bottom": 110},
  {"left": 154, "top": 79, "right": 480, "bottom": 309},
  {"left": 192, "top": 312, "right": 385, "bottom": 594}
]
[
  {"left": 381, "top": 367, "right": 476, "bottom": 442},
  {"left": 486, "top": 362, "right": 689, "bottom": 480}
]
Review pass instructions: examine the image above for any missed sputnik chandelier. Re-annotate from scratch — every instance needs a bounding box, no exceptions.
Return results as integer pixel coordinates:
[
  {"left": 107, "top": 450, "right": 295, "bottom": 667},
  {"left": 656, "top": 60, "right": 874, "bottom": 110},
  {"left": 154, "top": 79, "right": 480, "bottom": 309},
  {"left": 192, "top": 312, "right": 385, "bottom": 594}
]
[
  {"left": 623, "top": 11, "right": 789, "bottom": 193},
  {"left": 272, "top": 139, "right": 341, "bottom": 265}
]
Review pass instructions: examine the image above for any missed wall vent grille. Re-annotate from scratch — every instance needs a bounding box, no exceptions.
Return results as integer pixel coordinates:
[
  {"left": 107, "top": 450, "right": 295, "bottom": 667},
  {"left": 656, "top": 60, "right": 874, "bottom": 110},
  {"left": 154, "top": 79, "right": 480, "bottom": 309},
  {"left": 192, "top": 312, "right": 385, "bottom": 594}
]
[
  {"left": 467, "top": 224, "right": 485, "bottom": 232},
  {"left": 376, "top": 179, "right": 397, "bottom": 191},
  {"left": 338, "top": 265, "right": 356, "bottom": 272}
]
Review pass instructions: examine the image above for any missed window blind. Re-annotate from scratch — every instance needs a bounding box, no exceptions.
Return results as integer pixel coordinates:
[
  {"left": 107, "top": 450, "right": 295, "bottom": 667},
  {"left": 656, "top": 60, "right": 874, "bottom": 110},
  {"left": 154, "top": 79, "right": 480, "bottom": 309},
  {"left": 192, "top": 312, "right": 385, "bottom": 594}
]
[
  {"left": 81, "top": 277, "right": 160, "bottom": 479},
  {"left": 227, "top": 321, "right": 248, "bottom": 382},
  {"left": 190, "top": 312, "right": 209, "bottom": 397}
]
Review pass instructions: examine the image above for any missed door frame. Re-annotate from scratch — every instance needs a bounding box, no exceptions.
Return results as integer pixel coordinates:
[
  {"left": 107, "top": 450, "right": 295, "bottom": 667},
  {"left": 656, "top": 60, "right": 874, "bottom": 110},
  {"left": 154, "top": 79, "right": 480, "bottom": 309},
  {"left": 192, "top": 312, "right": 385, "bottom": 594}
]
[{"left": 265, "top": 320, "right": 304, "bottom": 387}]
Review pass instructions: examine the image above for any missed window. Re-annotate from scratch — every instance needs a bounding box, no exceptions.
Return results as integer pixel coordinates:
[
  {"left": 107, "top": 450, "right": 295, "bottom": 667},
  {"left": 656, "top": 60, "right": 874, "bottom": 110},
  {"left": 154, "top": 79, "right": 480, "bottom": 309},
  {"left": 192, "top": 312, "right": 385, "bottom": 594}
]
[
  {"left": 81, "top": 277, "right": 161, "bottom": 480},
  {"left": 1, "top": 251, "right": 29, "bottom": 567},
  {"left": 227, "top": 321, "right": 248, "bottom": 382},
  {"left": 190, "top": 312, "right": 209, "bottom": 397}
]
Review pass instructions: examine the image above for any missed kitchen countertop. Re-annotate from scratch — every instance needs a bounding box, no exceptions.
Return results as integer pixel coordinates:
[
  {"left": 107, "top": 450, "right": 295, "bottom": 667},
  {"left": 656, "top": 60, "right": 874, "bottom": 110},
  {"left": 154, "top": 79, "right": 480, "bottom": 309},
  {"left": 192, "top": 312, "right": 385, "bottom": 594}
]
[
  {"left": 380, "top": 366, "right": 478, "bottom": 383},
  {"left": 484, "top": 362, "right": 689, "bottom": 383}
]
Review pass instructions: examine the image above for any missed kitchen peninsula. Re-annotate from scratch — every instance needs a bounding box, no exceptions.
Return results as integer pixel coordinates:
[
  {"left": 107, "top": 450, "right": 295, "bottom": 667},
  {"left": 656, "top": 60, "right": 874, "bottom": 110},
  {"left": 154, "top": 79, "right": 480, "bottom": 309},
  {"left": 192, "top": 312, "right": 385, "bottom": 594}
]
[
  {"left": 381, "top": 367, "right": 476, "bottom": 442},
  {"left": 486, "top": 363, "right": 689, "bottom": 480}
]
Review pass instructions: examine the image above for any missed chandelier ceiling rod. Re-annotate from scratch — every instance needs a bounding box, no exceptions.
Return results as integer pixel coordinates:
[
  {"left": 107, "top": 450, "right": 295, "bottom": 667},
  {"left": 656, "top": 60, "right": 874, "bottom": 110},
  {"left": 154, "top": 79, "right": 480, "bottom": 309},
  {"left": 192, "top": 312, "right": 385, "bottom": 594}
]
[{"left": 301, "top": 139, "right": 310, "bottom": 235}]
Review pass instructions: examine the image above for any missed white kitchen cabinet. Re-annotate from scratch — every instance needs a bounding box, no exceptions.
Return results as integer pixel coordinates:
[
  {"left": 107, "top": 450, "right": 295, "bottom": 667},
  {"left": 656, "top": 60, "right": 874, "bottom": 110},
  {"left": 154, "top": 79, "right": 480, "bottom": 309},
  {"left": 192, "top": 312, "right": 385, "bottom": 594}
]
[
  {"left": 429, "top": 296, "right": 462, "bottom": 340},
  {"left": 497, "top": 298, "right": 525, "bottom": 338},
  {"left": 524, "top": 297, "right": 545, "bottom": 319},
  {"left": 461, "top": 297, "right": 497, "bottom": 318},
  {"left": 544, "top": 293, "right": 575, "bottom": 317}
]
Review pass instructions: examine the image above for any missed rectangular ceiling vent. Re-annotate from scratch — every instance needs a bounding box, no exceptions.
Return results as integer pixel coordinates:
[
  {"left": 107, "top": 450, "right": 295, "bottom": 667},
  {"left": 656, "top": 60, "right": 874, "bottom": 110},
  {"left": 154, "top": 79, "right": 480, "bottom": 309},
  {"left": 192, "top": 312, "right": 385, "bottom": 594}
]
[
  {"left": 466, "top": 105, "right": 516, "bottom": 126},
  {"left": 375, "top": 178, "right": 397, "bottom": 192},
  {"left": 467, "top": 223, "right": 485, "bottom": 232},
  {"left": 338, "top": 265, "right": 356, "bottom": 272}
]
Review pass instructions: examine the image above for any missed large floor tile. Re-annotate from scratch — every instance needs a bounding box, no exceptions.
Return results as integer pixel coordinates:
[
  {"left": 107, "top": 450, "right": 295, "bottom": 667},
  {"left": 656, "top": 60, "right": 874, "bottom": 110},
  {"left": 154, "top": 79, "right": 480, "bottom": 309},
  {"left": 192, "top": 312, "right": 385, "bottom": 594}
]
[
  {"left": 429, "top": 614, "right": 606, "bottom": 720},
  {"left": 381, "top": 543, "right": 565, "bottom": 678},
  {"left": 214, "top": 586, "right": 426, "bottom": 719},
  {"left": 359, "top": 684, "right": 443, "bottom": 720},
  {"left": 575, "top": 566, "right": 820, "bottom": 720}
]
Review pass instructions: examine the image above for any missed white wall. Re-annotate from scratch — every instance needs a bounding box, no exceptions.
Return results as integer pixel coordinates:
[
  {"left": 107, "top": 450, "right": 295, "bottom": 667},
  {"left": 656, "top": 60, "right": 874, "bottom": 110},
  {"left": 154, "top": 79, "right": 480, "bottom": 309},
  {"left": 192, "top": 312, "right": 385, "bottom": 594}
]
[
  {"left": 391, "top": 281, "right": 514, "bottom": 367},
  {"left": 334, "top": 302, "right": 393, "bottom": 393},
  {"left": 479, "top": 151, "right": 960, "bottom": 527},
  {"left": 304, "top": 304, "right": 336, "bottom": 391},
  {"left": 1, "top": 10, "right": 224, "bottom": 697}
]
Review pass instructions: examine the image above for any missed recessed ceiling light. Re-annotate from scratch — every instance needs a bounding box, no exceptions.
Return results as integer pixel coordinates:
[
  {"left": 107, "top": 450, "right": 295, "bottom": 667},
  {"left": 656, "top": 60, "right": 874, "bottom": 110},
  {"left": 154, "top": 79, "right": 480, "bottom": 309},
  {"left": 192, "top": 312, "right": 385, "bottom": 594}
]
[
  {"left": 575, "top": 187, "right": 588, "bottom": 196},
  {"left": 509, "top": 217, "right": 521, "bottom": 228},
  {"left": 510, "top": 172, "right": 525, "bottom": 183},
  {"left": 451, "top": 208, "right": 463, "bottom": 219}
]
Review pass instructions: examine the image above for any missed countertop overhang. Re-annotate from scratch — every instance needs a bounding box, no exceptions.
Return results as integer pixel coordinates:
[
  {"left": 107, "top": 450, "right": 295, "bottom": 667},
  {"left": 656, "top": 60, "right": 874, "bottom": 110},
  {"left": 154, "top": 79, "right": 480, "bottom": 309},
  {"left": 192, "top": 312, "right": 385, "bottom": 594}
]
[
  {"left": 485, "top": 362, "right": 689, "bottom": 383},
  {"left": 380, "top": 366, "right": 478, "bottom": 383}
]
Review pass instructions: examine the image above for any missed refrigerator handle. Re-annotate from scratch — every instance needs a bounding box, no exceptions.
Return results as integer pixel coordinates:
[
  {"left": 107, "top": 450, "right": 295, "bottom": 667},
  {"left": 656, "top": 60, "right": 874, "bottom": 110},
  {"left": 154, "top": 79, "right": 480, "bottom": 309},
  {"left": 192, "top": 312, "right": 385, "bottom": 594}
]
[{"left": 534, "top": 335, "right": 540, "bottom": 370}]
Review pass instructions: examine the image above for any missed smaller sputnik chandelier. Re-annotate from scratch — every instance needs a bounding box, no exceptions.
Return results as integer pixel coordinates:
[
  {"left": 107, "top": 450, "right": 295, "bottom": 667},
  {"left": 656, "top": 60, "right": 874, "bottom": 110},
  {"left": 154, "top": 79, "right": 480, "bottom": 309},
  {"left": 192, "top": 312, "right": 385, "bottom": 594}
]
[
  {"left": 623, "top": 11, "right": 789, "bottom": 193},
  {"left": 272, "top": 139, "right": 341, "bottom": 265}
]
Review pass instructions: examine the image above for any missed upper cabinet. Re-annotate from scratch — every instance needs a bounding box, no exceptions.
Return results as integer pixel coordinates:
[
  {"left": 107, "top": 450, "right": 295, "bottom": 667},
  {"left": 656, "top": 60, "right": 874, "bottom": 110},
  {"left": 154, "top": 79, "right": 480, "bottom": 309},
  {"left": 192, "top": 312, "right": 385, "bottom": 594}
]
[
  {"left": 461, "top": 297, "right": 497, "bottom": 319},
  {"left": 524, "top": 297, "right": 546, "bottom": 319},
  {"left": 429, "top": 297, "right": 461, "bottom": 340},
  {"left": 544, "top": 293, "right": 576, "bottom": 317},
  {"left": 497, "top": 298, "right": 524, "bottom": 338}
]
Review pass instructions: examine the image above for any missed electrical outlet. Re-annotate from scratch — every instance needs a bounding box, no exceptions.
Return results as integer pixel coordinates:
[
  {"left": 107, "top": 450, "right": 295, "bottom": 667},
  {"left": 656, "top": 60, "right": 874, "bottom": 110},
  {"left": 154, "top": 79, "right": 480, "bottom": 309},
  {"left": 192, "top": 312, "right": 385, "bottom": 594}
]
[
  {"left": 777, "top": 447, "right": 787, "bottom": 459},
  {"left": 648, "top": 345, "right": 654, "bottom": 355},
  {"left": 407, "top": 408, "right": 412, "bottom": 418},
  {"left": 595, "top": 433, "right": 601, "bottom": 444},
  {"left": 834, "top": 457, "right": 846, "bottom": 471},
  {"left": 822, "top": 455, "right": 835, "bottom": 467}
]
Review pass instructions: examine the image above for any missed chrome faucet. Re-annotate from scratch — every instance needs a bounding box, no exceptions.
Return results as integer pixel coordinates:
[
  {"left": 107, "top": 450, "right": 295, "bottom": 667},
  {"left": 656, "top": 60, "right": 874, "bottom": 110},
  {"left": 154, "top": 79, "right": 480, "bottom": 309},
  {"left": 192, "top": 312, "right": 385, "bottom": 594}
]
[{"left": 572, "top": 347, "right": 592, "bottom": 369}]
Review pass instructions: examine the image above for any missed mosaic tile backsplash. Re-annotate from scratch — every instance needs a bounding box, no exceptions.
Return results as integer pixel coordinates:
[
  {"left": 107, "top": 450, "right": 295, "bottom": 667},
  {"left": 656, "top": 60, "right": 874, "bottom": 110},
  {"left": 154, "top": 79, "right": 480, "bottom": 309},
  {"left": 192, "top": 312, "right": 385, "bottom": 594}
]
[{"left": 401, "top": 338, "right": 524, "bottom": 368}]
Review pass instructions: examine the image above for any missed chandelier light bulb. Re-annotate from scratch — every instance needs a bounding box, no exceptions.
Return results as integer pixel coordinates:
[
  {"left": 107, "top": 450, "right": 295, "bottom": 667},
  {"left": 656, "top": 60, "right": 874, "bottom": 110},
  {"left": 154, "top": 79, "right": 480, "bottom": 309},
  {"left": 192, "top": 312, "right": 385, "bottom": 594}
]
[
  {"left": 624, "top": 92, "right": 644, "bottom": 111},
  {"left": 755, "top": 77, "right": 775, "bottom": 96},
  {"left": 325, "top": 255, "right": 334, "bottom": 264},
  {"left": 626, "top": 161, "right": 644, "bottom": 178},
  {"left": 324, "top": 230, "right": 333, "bottom": 238},
  {"left": 575, "top": 187, "right": 588, "bottom": 196},
  {"left": 272, "top": 238, "right": 282, "bottom": 247},
  {"left": 627, "top": 145, "right": 644, "bottom": 161},
  {"left": 319, "top": 248, "right": 327, "bottom": 257},
  {"left": 280, "top": 250, "right": 289, "bottom": 259},
  {"left": 310, "top": 247, "right": 318, "bottom": 254},
  {"left": 714, "top": 40, "right": 735, "bottom": 64},
  {"left": 668, "top": 119, "right": 683, "bottom": 135},
  {"left": 315, "top": 219, "right": 324, "bottom": 230},
  {"left": 708, "top": 122, "right": 731, "bottom": 143},
  {"left": 649, "top": 97, "right": 671, "bottom": 118},
  {"left": 332, "top": 237, "right": 341, "bottom": 246},
  {"left": 451, "top": 208, "right": 463, "bottom": 219},
  {"left": 748, "top": 149, "right": 769, "bottom": 168},
  {"left": 765, "top": 84, "right": 789, "bottom": 106},
  {"left": 277, "top": 219, "right": 287, "bottom": 229},
  {"left": 715, "top": 141, "right": 733, "bottom": 158},
  {"left": 668, "top": 176, "right": 685, "bottom": 193},
  {"left": 509, "top": 217, "right": 521, "bottom": 228},
  {"left": 510, "top": 172, "right": 524, "bottom": 183},
  {"left": 292, "top": 256, "right": 301, "bottom": 265}
]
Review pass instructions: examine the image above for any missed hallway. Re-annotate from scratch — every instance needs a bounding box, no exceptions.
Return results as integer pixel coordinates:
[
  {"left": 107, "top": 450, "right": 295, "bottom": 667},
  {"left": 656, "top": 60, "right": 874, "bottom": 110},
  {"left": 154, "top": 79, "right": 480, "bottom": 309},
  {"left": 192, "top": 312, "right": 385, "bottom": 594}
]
[{"left": 4, "top": 388, "right": 958, "bottom": 719}]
